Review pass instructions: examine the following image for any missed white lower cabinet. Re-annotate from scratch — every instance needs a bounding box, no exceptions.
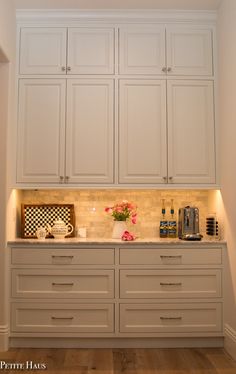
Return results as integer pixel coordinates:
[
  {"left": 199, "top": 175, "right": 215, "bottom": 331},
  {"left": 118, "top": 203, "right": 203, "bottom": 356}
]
[{"left": 10, "top": 243, "right": 223, "bottom": 342}]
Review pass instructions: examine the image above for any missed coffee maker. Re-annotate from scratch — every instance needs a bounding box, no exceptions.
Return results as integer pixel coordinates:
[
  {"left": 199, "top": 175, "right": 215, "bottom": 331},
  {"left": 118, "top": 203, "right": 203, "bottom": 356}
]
[{"left": 178, "top": 206, "right": 202, "bottom": 240}]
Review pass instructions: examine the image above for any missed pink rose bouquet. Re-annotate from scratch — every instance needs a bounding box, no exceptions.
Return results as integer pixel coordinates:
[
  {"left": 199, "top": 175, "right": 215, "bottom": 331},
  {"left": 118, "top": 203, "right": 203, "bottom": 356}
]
[{"left": 105, "top": 200, "right": 137, "bottom": 223}]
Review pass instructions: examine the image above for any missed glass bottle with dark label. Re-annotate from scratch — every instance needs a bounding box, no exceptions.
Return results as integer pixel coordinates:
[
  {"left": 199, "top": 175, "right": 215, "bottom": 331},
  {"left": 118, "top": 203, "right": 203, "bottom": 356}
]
[
  {"left": 168, "top": 199, "right": 177, "bottom": 238},
  {"left": 159, "top": 199, "right": 168, "bottom": 238}
]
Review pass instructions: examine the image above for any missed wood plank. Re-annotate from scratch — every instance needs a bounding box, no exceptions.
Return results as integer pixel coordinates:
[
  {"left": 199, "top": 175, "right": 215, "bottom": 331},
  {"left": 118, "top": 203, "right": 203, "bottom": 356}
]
[{"left": 0, "top": 348, "right": 235, "bottom": 374}]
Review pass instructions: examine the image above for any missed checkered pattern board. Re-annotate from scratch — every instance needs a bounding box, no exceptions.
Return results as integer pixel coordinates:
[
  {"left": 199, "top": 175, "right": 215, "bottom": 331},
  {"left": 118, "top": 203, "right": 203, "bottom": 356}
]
[{"left": 21, "top": 204, "right": 75, "bottom": 238}]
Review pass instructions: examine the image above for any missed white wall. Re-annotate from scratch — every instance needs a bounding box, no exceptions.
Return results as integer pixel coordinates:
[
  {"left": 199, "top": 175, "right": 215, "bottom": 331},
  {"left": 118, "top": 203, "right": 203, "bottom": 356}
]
[
  {"left": 0, "top": 0, "right": 15, "bottom": 352},
  {"left": 218, "top": 0, "right": 236, "bottom": 360}
]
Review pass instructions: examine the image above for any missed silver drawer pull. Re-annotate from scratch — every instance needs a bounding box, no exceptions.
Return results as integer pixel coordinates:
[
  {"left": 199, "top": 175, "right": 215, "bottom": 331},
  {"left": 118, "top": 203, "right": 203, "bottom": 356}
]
[
  {"left": 51, "top": 316, "right": 74, "bottom": 320},
  {"left": 160, "top": 255, "right": 182, "bottom": 259},
  {"left": 52, "top": 255, "right": 74, "bottom": 259},
  {"left": 160, "top": 282, "right": 182, "bottom": 286},
  {"left": 160, "top": 317, "right": 182, "bottom": 320},
  {"left": 52, "top": 282, "right": 74, "bottom": 286}
]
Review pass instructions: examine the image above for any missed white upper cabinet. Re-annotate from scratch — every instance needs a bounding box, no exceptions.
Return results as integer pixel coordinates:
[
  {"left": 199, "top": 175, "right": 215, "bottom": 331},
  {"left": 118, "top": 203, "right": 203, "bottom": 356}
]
[
  {"left": 119, "top": 79, "right": 215, "bottom": 185},
  {"left": 119, "top": 80, "right": 167, "bottom": 183},
  {"left": 167, "top": 80, "right": 215, "bottom": 184},
  {"left": 19, "top": 27, "right": 115, "bottom": 75},
  {"left": 119, "top": 26, "right": 213, "bottom": 76},
  {"left": 67, "top": 28, "right": 114, "bottom": 74},
  {"left": 166, "top": 27, "right": 213, "bottom": 76},
  {"left": 66, "top": 79, "right": 114, "bottom": 183},
  {"left": 17, "top": 79, "right": 66, "bottom": 183},
  {"left": 119, "top": 27, "right": 166, "bottom": 75},
  {"left": 19, "top": 28, "right": 67, "bottom": 75}
]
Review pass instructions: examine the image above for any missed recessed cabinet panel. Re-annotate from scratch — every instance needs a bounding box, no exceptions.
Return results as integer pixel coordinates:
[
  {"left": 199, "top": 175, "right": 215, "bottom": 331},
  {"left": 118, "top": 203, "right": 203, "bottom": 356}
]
[
  {"left": 120, "top": 269, "right": 221, "bottom": 299},
  {"left": 19, "top": 28, "right": 67, "bottom": 75},
  {"left": 119, "top": 80, "right": 167, "bottom": 183},
  {"left": 17, "top": 79, "right": 66, "bottom": 183},
  {"left": 12, "top": 248, "right": 115, "bottom": 265},
  {"left": 67, "top": 28, "right": 114, "bottom": 74},
  {"left": 119, "top": 27, "right": 166, "bottom": 75},
  {"left": 12, "top": 269, "right": 114, "bottom": 299},
  {"left": 119, "top": 247, "right": 222, "bottom": 265},
  {"left": 66, "top": 79, "right": 114, "bottom": 183},
  {"left": 12, "top": 303, "right": 114, "bottom": 333},
  {"left": 120, "top": 303, "right": 222, "bottom": 333},
  {"left": 166, "top": 27, "right": 213, "bottom": 76},
  {"left": 167, "top": 80, "right": 215, "bottom": 184}
]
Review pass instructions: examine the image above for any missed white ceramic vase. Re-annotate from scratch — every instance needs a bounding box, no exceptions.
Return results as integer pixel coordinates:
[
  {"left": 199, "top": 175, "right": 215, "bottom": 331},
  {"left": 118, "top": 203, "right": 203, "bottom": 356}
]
[{"left": 112, "top": 221, "right": 127, "bottom": 239}]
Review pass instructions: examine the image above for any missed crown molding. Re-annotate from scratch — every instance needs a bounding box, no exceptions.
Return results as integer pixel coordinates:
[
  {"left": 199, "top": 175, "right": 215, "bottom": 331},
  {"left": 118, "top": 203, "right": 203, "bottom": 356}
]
[{"left": 16, "top": 9, "right": 217, "bottom": 25}]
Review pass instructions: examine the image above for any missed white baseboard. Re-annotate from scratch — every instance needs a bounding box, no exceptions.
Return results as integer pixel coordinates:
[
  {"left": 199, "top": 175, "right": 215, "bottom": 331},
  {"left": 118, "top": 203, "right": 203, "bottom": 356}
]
[
  {"left": 10, "top": 337, "right": 224, "bottom": 349},
  {"left": 224, "top": 324, "right": 236, "bottom": 360},
  {"left": 0, "top": 325, "right": 9, "bottom": 352}
]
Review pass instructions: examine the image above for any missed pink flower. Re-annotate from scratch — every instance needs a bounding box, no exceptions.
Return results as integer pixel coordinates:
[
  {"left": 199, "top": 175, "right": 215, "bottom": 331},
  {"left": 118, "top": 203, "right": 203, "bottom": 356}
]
[
  {"left": 105, "top": 200, "right": 137, "bottom": 223},
  {"left": 105, "top": 207, "right": 112, "bottom": 213},
  {"left": 122, "top": 230, "right": 136, "bottom": 241},
  {"left": 131, "top": 213, "right": 137, "bottom": 224},
  {"left": 131, "top": 217, "right": 137, "bottom": 224}
]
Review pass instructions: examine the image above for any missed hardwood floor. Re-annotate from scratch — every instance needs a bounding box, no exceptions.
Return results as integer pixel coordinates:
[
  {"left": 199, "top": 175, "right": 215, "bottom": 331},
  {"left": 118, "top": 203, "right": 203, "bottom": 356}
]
[{"left": 0, "top": 348, "right": 236, "bottom": 373}]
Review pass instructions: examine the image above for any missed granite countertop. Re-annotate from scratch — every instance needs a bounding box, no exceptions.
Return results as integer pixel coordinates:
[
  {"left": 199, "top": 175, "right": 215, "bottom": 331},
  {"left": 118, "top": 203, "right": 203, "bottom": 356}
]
[{"left": 8, "top": 237, "right": 226, "bottom": 246}]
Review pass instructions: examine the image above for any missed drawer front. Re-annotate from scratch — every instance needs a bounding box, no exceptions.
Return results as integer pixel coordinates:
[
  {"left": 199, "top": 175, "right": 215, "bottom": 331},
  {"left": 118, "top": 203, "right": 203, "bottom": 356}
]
[
  {"left": 12, "top": 303, "right": 114, "bottom": 333},
  {"left": 11, "top": 248, "right": 115, "bottom": 265},
  {"left": 119, "top": 247, "right": 222, "bottom": 265},
  {"left": 120, "top": 269, "right": 221, "bottom": 298},
  {"left": 12, "top": 269, "right": 114, "bottom": 298},
  {"left": 120, "top": 303, "right": 222, "bottom": 333}
]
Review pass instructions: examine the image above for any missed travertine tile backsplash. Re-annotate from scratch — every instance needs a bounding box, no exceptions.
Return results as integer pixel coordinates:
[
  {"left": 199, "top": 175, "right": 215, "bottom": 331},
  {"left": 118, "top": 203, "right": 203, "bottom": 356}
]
[{"left": 20, "top": 189, "right": 211, "bottom": 238}]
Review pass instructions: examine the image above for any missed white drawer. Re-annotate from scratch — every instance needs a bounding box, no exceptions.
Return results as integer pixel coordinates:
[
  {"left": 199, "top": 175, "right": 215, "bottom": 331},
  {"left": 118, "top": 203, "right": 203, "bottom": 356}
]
[
  {"left": 11, "top": 303, "right": 114, "bottom": 333},
  {"left": 11, "top": 247, "right": 115, "bottom": 265},
  {"left": 120, "top": 269, "right": 221, "bottom": 298},
  {"left": 119, "top": 247, "right": 222, "bottom": 265},
  {"left": 120, "top": 303, "right": 222, "bottom": 333},
  {"left": 12, "top": 269, "right": 114, "bottom": 298}
]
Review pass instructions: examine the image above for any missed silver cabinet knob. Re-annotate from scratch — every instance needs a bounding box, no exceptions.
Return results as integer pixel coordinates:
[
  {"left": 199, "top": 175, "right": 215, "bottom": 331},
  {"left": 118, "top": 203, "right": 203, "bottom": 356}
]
[
  {"left": 167, "top": 67, "right": 172, "bottom": 73},
  {"left": 65, "top": 176, "right": 69, "bottom": 183},
  {"left": 163, "top": 176, "right": 167, "bottom": 182},
  {"left": 61, "top": 66, "right": 66, "bottom": 71},
  {"left": 169, "top": 176, "right": 173, "bottom": 181},
  {"left": 59, "top": 176, "right": 64, "bottom": 183},
  {"left": 162, "top": 67, "right": 167, "bottom": 73},
  {"left": 67, "top": 66, "right": 71, "bottom": 72}
]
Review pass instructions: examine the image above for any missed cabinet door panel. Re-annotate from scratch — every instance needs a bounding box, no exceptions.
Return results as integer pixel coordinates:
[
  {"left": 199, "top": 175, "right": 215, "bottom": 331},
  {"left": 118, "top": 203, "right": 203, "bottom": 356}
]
[
  {"left": 119, "top": 80, "right": 167, "bottom": 183},
  {"left": 120, "top": 303, "right": 222, "bottom": 333},
  {"left": 120, "top": 269, "right": 221, "bottom": 299},
  {"left": 66, "top": 79, "right": 114, "bottom": 183},
  {"left": 166, "top": 27, "right": 213, "bottom": 76},
  {"left": 17, "top": 79, "right": 66, "bottom": 183},
  {"left": 167, "top": 80, "right": 215, "bottom": 184},
  {"left": 119, "top": 27, "right": 166, "bottom": 75},
  {"left": 68, "top": 28, "right": 114, "bottom": 74},
  {"left": 19, "top": 28, "right": 67, "bottom": 75},
  {"left": 12, "top": 303, "right": 114, "bottom": 333}
]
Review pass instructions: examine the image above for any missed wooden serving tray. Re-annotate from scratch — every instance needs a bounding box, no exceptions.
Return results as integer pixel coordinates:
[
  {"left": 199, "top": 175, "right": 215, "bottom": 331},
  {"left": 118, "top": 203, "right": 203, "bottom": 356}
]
[{"left": 21, "top": 204, "right": 75, "bottom": 238}]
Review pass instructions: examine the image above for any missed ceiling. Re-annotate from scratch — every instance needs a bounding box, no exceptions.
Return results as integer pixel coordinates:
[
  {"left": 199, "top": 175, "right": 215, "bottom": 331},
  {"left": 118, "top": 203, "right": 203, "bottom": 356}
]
[{"left": 14, "top": 0, "right": 221, "bottom": 10}]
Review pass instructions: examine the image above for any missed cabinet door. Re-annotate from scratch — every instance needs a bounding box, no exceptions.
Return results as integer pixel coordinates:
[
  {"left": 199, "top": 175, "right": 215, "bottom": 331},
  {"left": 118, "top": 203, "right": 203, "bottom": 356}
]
[
  {"left": 166, "top": 27, "right": 213, "bottom": 76},
  {"left": 17, "top": 79, "right": 66, "bottom": 183},
  {"left": 119, "top": 27, "right": 166, "bottom": 75},
  {"left": 167, "top": 80, "right": 215, "bottom": 184},
  {"left": 67, "top": 28, "right": 114, "bottom": 74},
  {"left": 66, "top": 79, "right": 114, "bottom": 183},
  {"left": 19, "top": 28, "right": 67, "bottom": 75},
  {"left": 119, "top": 80, "right": 167, "bottom": 184}
]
